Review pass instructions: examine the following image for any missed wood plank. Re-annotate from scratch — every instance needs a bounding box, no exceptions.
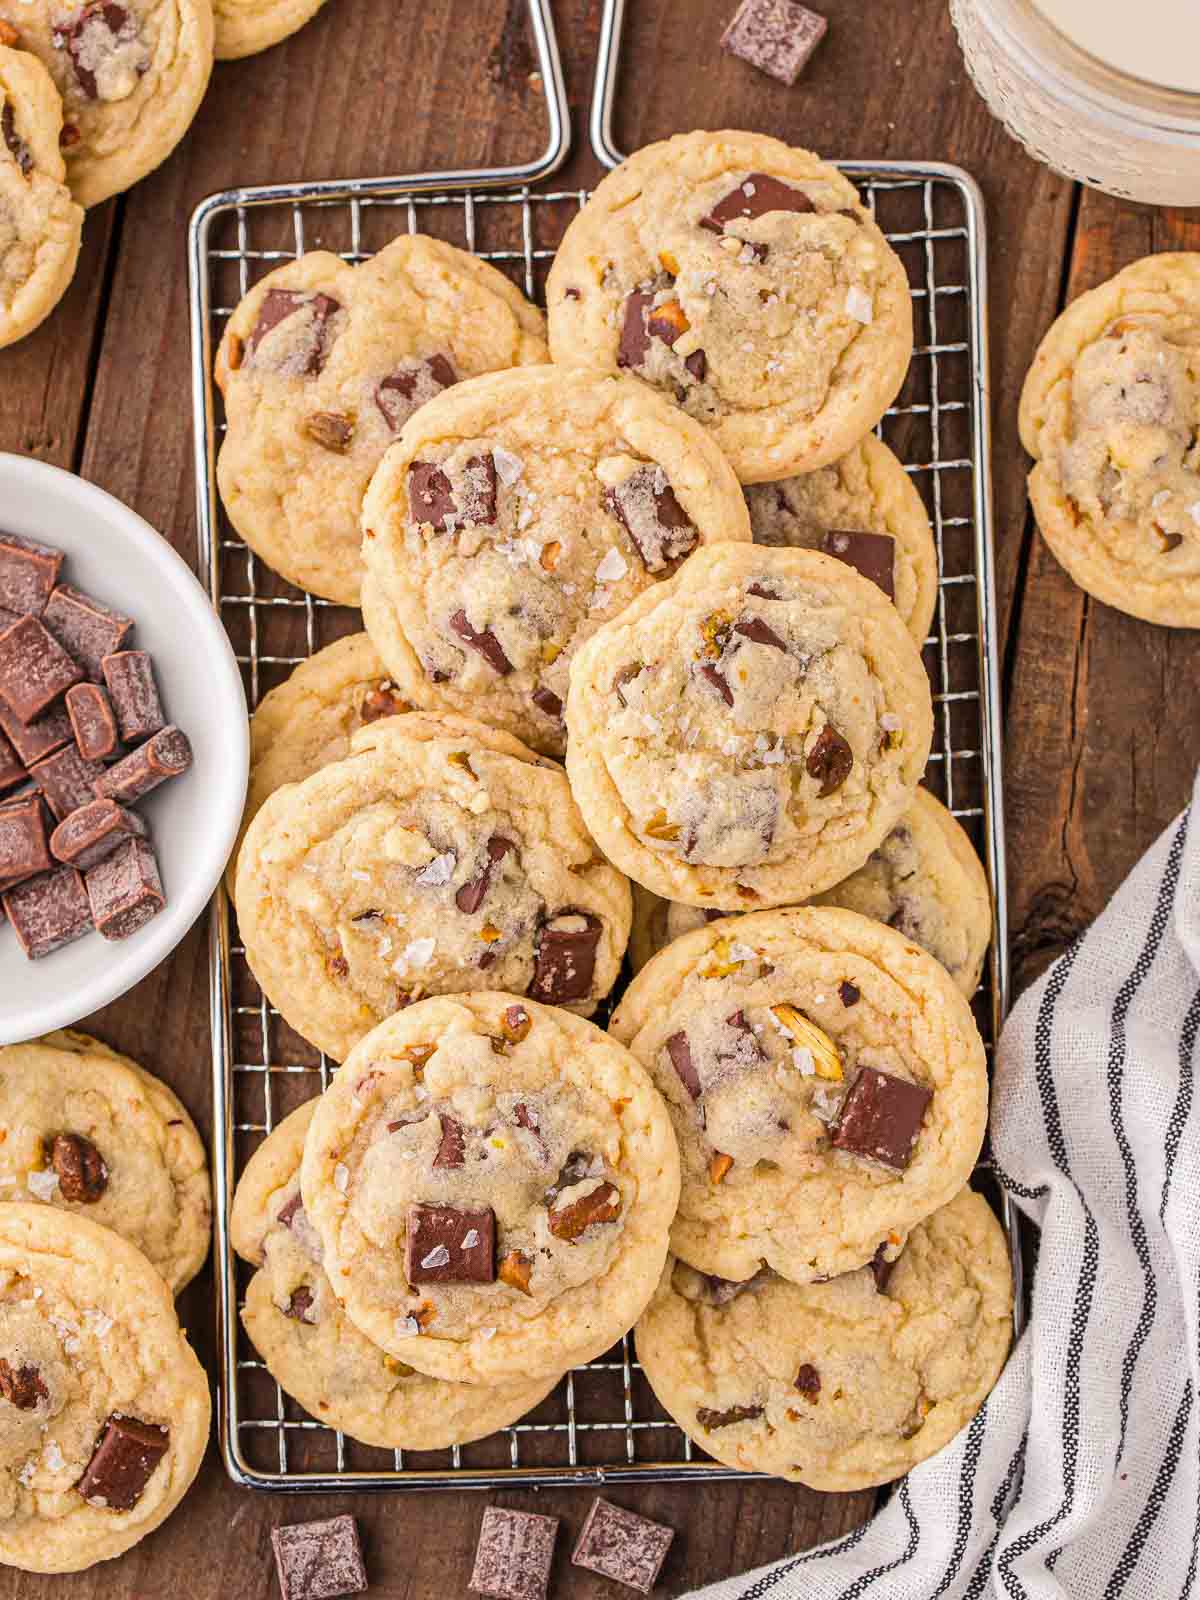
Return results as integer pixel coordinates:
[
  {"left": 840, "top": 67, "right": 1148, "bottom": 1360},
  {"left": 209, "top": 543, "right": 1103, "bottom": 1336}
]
[{"left": 1004, "top": 195, "right": 1200, "bottom": 991}]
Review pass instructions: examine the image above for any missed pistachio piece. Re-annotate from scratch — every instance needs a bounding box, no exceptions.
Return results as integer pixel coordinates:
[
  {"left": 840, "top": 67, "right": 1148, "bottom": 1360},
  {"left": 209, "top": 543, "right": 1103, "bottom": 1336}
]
[{"left": 770, "top": 1005, "right": 843, "bottom": 1081}]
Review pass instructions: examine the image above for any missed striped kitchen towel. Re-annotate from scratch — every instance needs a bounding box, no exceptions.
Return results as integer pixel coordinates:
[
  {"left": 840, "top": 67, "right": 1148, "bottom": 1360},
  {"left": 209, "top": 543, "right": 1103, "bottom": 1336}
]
[{"left": 689, "top": 771, "right": 1200, "bottom": 1600}]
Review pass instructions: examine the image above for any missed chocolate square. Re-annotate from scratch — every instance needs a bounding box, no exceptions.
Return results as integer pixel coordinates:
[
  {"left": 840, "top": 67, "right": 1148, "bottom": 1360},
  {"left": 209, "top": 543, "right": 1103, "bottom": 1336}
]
[
  {"left": 76, "top": 1414, "right": 168, "bottom": 1511},
  {"left": 2, "top": 864, "right": 92, "bottom": 958},
  {"left": 0, "top": 614, "right": 83, "bottom": 723},
  {"left": 271, "top": 1515, "right": 368, "bottom": 1600},
  {"left": 528, "top": 910, "right": 602, "bottom": 1004},
  {"left": 51, "top": 798, "right": 147, "bottom": 872},
  {"left": 30, "top": 743, "right": 107, "bottom": 821},
  {"left": 470, "top": 1506, "right": 559, "bottom": 1600},
  {"left": 0, "top": 794, "right": 50, "bottom": 883},
  {"left": 0, "top": 727, "right": 23, "bottom": 794},
  {"left": 0, "top": 531, "right": 63, "bottom": 616},
  {"left": 101, "top": 650, "right": 164, "bottom": 743},
  {"left": 820, "top": 529, "right": 896, "bottom": 601},
  {"left": 66, "top": 682, "right": 120, "bottom": 762},
  {"left": 571, "top": 1498, "right": 674, "bottom": 1594},
  {"left": 0, "top": 699, "right": 72, "bottom": 767},
  {"left": 43, "top": 584, "right": 134, "bottom": 681},
  {"left": 405, "top": 1203, "right": 495, "bottom": 1284},
  {"left": 720, "top": 0, "right": 827, "bottom": 85},
  {"left": 831, "top": 1067, "right": 932, "bottom": 1171},
  {"left": 86, "top": 837, "right": 164, "bottom": 940}
]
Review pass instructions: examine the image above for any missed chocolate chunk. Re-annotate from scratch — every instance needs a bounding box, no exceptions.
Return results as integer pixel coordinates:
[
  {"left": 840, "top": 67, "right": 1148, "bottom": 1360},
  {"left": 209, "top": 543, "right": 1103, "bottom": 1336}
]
[
  {"left": 85, "top": 837, "right": 165, "bottom": 940},
  {"left": 2, "top": 864, "right": 91, "bottom": 958},
  {"left": 405, "top": 1203, "right": 495, "bottom": 1284},
  {"left": 461, "top": 453, "right": 499, "bottom": 525},
  {"left": 284, "top": 1286, "right": 316, "bottom": 1323},
  {"left": 50, "top": 798, "right": 146, "bottom": 871},
  {"left": 408, "top": 461, "right": 458, "bottom": 531},
  {"left": 820, "top": 529, "right": 896, "bottom": 601},
  {"left": 869, "top": 1240, "right": 897, "bottom": 1292},
  {"left": 571, "top": 1497, "right": 674, "bottom": 1594},
  {"left": 612, "top": 663, "right": 644, "bottom": 706},
  {"left": 0, "top": 1357, "right": 47, "bottom": 1410},
  {"left": 647, "top": 300, "right": 689, "bottom": 347},
  {"left": 805, "top": 724, "right": 853, "bottom": 797},
  {"left": 271, "top": 1515, "right": 368, "bottom": 1600},
  {"left": 94, "top": 725, "right": 192, "bottom": 804},
  {"left": 703, "top": 1272, "right": 763, "bottom": 1305},
  {"left": 698, "top": 662, "right": 733, "bottom": 707},
  {"left": 701, "top": 173, "right": 815, "bottom": 233},
  {"left": 360, "top": 682, "right": 409, "bottom": 722},
  {"left": 302, "top": 411, "right": 354, "bottom": 454},
  {"left": 57, "top": 3, "right": 135, "bottom": 98},
  {"left": 1, "top": 104, "right": 32, "bottom": 175},
  {"left": 247, "top": 289, "right": 341, "bottom": 376},
  {"left": 449, "top": 610, "right": 514, "bottom": 676},
  {"left": 455, "top": 833, "right": 514, "bottom": 914},
  {"left": 0, "top": 532, "right": 61, "bottom": 615},
  {"left": 50, "top": 1132, "right": 108, "bottom": 1202},
  {"left": 0, "top": 615, "right": 82, "bottom": 723},
  {"left": 684, "top": 348, "right": 708, "bottom": 383},
  {"left": 470, "top": 1506, "right": 559, "bottom": 1600},
  {"left": 720, "top": 0, "right": 828, "bottom": 85},
  {"left": 696, "top": 1403, "right": 763, "bottom": 1430},
  {"left": 376, "top": 353, "right": 457, "bottom": 432},
  {"left": 547, "top": 1179, "right": 621, "bottom": 1240},
  {"left": 30, "top": 743, "right": 107, "bottom": 821},
  {"left": 733, "top": 615, "right": 789, "bottom": 652},
  {"left": 432, "top": 1114, "right": 466, "bottom": 1169},
  {"left": 746, "top": 580, "right": 781, "bottom": 599},
  {"left": 665, "top": 1032, "right": 702, "bottom": 1099},
  {"left": 838, "top": 979, "right": 860, "bottom": 1007},
  {"left": 276, "top": 1191, "right": 305, "bottom": 1230},
  {"left": 0, "top": 729, "right": 22, "bottom": 795},
  {"left": 617, "top": 291, "right": 653, "bottom": 369},
  {"left": 528, "top": 909, "right": 602, "bottom": 1004},
  {"left": 65, "top": 683, "right": 119, "bottom": 762},
  {"left": 0, "top": 699, "right": 71, "bottom": 767},
  {"left": 531, "top": 685, "right": 563, "bottom": 721},
  {"left": 794, "top": 1362, "right": 821, "bottom": 1401},
  {"left": 43, "top": 585, "right": 133, "bottom": 682},
  {"left": 100, "top": 650, "right": 164, "bottom": 743},
  {"left": 718, "top": 1008, "right": 766, "bottom": 1067},
  {"left": 77, "top": 1414, "right": 168, "bottom": 1511},
  {"left": 604, "top": 466, "right": 698, "bottom": 573},
  {"left": 831, "top": 1066, "right": 932, "bottom": 1171},
  {"left": 544, "top": 1148, "right": 590, "bottom": 1200},
  {"left": 0, "top": 794, "right": 50, "bottom": 883}
]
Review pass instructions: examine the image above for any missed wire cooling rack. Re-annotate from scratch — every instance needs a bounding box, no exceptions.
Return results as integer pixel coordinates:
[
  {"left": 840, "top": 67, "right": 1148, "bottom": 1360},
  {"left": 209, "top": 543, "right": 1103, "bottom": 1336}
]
[{"left": 188, "top": 1, "right": 1015, "bottom": 1491}]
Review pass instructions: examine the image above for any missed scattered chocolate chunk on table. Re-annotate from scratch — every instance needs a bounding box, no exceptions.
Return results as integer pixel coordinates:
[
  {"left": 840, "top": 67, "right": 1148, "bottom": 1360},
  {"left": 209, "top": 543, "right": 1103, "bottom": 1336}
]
[
  {"left": 571, "top": 1498, "right": 675, "bottom": 1593},
  {"left": 271, "top": 1515, "right": 368, "bottom": 1600},
  {"left": 720, "top": 0, "right": 827, "bottom": 84},
  {"left": 470, "top": 1507, "right": 559, "bottom": 1600}
]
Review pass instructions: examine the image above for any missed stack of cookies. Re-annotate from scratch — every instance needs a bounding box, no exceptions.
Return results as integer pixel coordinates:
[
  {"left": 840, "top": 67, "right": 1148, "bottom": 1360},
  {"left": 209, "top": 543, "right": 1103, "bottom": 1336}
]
[
  {"left": 221, "top": 129, "right": 1013, "bottom": 1493},
  {"left": 0, "top": 1030, "right": 212, "bottom": 1572}
]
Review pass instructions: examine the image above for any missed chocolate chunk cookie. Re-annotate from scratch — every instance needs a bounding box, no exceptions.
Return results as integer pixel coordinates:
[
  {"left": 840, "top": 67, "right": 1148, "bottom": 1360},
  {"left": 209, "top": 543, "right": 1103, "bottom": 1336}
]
[
  {"left": 215, "top": 234, "right": 548, "bottom": 605},
  {"left": 2, "top": 0, "right": 214, "bottom": 209},
  {"left": 1019, "top": 252, "right": 1200, "bottom": 628},
  {"left": 744, "top": 433, "right": 938, "bottom": 645},
  {"left": 630, "top": 788, "right": 992, "bottom": 997},
  {"left": 635, "top": 1187, "right": 1012, "bottom": 1488},
  {"left": 0, "top": 41, "right": 82, "bottom": 348},
  {"left": 299, "top": 992, "right": 680, "bottom": 1383},
  {"left": 546, "top": 130, "right": 913, "bottom": 482},
  {"left": 0, "top": 1030, "right": 210, "bottom": 1292},
  {"left": 565, "top": 543, "right": 932, "bottom": 910},
  {"left": 359, "top": 366, "right": 752, "bottom": 758},
  {"left": 234, "top": 711, "right": 631, "bottom": 1061},
  {"left": 609, "top": 905, "right": 988, "bottom": 1284},
  {"left": 0, "top": 1204, "right": 209, "bottom": 1571},
  {"left": 232, "top": 1101, "right": 560, "bottom": 1448}
]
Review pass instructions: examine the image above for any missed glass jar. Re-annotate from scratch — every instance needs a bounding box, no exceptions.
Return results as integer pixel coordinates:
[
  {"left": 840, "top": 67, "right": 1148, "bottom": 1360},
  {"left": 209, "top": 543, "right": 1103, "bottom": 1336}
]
[{"left": 951, "top": 0, "right": 1200, "bottom": 206}]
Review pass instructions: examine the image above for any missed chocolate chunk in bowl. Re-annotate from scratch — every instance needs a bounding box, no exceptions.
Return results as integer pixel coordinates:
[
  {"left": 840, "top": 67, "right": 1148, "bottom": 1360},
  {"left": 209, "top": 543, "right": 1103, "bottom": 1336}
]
[{"left": 0, "top": 615, "right": 82, "bottom": 723}]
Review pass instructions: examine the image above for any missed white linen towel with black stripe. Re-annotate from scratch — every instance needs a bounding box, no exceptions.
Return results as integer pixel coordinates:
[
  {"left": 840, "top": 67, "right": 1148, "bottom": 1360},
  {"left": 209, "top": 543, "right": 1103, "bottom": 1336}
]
[{"left": 687, "top": 773, "right": 1200, "bottom": 1600}]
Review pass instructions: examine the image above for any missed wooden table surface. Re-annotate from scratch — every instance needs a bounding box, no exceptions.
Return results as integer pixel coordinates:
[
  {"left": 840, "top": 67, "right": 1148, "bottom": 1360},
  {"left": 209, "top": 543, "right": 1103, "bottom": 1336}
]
[{"left": 3, "top": 0, "right": 1200, "bottom": 1592}]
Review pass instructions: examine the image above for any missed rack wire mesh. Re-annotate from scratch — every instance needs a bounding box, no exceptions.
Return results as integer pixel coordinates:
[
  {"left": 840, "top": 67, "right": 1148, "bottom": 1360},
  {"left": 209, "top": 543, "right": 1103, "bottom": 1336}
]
[{"left": 190, "top": 123, "right": 1014, "bottom": 1489}]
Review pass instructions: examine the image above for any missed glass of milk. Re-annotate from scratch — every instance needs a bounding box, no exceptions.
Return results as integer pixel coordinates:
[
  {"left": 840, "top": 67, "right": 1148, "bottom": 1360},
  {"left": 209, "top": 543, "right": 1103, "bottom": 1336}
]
[{"left": 951, "top": 0, "right": 1200, "bottom": 205}]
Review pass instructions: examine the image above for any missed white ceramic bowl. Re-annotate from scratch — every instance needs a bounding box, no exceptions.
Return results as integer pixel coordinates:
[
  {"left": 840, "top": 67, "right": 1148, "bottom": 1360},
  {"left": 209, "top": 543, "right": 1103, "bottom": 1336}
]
[{"left": 0, "top": 455, "right": 247, "bottom": 1044}]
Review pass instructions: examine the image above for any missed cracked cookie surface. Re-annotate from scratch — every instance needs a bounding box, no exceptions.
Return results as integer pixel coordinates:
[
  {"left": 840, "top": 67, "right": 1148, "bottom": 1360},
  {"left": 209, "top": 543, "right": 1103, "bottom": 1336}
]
[
  {"left": 0, "top": 1204, "right": 210, "bottom": 1572},
  {"left": 745, "top": 432, "right": 937, "bottom": 645},
  {"left": 565, "top": 543, "right": 932, "bottom": 910},
  {"left": 3, "top": 0, "right": 214, "bottom": 208},
  {"left": 1019, "top": 252, "right": 1200, "bottom": 628},
  {"left": 0, "top": 42, "right": 82, "bottom": 348},
  {"left": 546, "top": 130, "right": 913, "bottom": 483},
  {"left": 0, "top": 1030, "right": 210, "bottom": 1294},
  {"left": 630, "top": 788, "right": 991, "bottom": 998},
  {"left": 232, "top": 1101, "right": 560, "bottom": 1447},
  {"left": 609, "top": 905, "right": 988, "bottom": 1283},
  {"left": 300, "top": 992, "right": 680, "bottom": 1384},
  {"left": 234, "top": 712, "right": 631, "bottom": 1061},
  {"left": 359, "top": 366, "right": 751, "bottom": 757},
  {"left": 635, "top": 1187, "right": 1011, "bottom": 1489},
  {"left": 215, "top": 234, "right": 548, "bottom": 605}
]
